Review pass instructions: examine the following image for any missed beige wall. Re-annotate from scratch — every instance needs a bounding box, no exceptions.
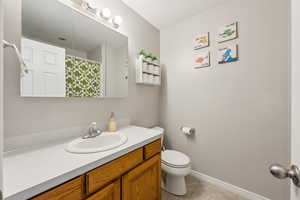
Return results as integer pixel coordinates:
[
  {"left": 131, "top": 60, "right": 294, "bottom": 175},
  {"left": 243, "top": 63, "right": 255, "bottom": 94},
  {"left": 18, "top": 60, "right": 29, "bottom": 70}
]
[
  {"left": 3, "top": 0, "right": 160, "bottom": 138},
  {"left": 160, "top": 0, "right": 289, "bottom": 199}
]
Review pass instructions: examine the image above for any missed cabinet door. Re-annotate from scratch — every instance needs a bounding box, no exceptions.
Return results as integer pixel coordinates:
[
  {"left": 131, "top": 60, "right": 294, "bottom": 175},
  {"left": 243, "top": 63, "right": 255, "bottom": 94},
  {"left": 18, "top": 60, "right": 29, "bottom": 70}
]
[
  {"left": 86, "top": 179, "right": 120, "bottom": 200},
  {"left": 122, "top": 154, "right": 161, "bottom": 200}
]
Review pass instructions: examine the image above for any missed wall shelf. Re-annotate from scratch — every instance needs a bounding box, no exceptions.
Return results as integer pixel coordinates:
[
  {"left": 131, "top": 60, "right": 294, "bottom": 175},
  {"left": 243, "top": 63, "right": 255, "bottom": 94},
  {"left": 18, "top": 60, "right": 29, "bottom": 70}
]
[{"left": 136, "top": 55, "right": 161, "bottom": 86}]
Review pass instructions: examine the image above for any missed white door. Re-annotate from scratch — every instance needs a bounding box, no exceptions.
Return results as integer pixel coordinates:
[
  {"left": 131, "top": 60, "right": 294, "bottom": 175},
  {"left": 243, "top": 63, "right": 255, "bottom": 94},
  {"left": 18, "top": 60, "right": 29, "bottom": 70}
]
[
  {"left": 291, "top": 0, "right": 300, "bottom": 199},
  {"left": 21, "top": 38, "right": 66, "bottom": 97},
  {"left": 0, "top": 0, "right": 4, "bottom": 198},
  {"left": 270, "top": 1, "right": 300, "bottom": 199}
]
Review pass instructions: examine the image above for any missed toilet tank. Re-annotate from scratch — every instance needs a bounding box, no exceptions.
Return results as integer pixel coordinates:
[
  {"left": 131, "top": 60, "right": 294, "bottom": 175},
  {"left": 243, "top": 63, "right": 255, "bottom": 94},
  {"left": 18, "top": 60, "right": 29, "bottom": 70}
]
[{"left": 152, "top": 127, "right": 165, "bottom": 150}]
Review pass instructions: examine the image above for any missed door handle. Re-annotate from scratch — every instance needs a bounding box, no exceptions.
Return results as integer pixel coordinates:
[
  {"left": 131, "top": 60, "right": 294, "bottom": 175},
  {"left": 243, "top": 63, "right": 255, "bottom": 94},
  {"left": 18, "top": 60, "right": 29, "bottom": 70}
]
[{"left": 270, "top": 164, "right": 300, "bottom": 187}]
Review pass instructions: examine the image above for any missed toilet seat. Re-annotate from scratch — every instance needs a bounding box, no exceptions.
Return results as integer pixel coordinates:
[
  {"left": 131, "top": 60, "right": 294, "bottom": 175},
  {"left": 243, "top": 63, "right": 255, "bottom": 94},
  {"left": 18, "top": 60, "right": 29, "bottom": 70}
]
[{"left": 162, "top": 150, "right": 190, "bottom": 168}]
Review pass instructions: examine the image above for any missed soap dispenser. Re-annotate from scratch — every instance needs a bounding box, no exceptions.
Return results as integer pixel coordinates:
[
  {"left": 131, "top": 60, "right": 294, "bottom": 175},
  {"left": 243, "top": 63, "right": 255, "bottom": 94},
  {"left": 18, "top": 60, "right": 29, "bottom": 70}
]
[{"left": 107, "top": 112, "right": 117, "bottom": 132}]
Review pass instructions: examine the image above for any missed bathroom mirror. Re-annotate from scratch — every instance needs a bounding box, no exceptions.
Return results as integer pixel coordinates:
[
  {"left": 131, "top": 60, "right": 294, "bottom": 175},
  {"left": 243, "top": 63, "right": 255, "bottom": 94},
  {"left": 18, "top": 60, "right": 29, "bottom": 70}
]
[{"left": 21, "top": 0, "right": 128, "bottom": 98}]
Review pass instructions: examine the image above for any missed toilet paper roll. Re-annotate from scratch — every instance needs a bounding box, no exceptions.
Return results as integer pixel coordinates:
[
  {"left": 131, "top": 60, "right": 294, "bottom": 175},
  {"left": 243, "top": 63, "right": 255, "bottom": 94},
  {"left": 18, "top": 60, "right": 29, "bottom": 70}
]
[{"left": 180, "top": 126, "right": 195, "bottom": 135}]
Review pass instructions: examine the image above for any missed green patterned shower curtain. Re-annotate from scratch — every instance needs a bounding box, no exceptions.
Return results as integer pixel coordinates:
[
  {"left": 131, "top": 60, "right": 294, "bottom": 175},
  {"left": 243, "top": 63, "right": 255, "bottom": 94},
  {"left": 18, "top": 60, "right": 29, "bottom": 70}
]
[{"left": 65, "top": 56, "right": 103, "bottom": 97}]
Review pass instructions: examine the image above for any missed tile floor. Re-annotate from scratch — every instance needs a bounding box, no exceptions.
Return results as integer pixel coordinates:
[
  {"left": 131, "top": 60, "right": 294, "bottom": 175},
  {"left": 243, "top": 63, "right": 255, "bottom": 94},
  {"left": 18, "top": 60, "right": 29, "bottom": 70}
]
[{"left": 162, "top": 176, "right": 250, "bottom": 200}]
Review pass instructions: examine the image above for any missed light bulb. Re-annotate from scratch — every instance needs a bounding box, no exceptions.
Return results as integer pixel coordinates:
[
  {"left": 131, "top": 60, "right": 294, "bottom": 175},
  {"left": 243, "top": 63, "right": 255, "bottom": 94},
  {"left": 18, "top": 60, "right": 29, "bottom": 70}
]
[
  {"left": 87, "top": 0, "right": 97, "bottom": 9},
  {"left": 112, "top": 15, "right": 123, "bottom": 27},
  {"left": 100, "top": 8, "right": 111, "bottom": 19},
  {"left": 81, "top": 0, "right": 89, "bottom": 9}
]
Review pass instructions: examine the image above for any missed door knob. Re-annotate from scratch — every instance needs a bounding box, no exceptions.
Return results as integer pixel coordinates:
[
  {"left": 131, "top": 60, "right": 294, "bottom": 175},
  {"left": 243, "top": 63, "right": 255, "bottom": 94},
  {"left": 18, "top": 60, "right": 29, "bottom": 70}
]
[{"left": 269, "top": 164, "right": 300, "bottom": 187}]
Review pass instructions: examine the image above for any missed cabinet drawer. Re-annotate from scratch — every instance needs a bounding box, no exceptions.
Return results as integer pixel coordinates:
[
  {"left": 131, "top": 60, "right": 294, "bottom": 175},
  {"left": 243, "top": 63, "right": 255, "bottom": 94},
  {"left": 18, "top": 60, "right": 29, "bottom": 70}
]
[
  {"left": 86, "top": 179, "right": 120, "bottom": 200},
  {"left": 31, "top": 176, "right": 84, "bottom": 200},
  {"left": 86, "top": 148, "right": 143, "bottom": 194},
  {"left": 144, "top": 139, "right": 161, "bottom": 160}
]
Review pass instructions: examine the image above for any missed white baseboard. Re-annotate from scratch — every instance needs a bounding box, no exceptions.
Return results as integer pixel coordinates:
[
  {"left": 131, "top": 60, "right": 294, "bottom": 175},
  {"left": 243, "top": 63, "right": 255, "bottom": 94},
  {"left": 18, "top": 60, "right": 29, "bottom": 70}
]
[{"left": 190, "top": 170, "right": 271, "bottom": 200}]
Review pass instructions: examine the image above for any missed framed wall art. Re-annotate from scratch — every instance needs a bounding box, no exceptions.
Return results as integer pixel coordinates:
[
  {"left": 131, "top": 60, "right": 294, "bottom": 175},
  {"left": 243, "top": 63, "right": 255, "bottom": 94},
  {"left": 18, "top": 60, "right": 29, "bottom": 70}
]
[
  {"left": 217, "top": 22, "right": 238, "bottom": 43},
  {"left": 194, "top": 33, "right": 209, "bottom": 50},
  {"left": 194, "top": 50, "right": 210, "bottom": 68},
  {"left": 217, "top": 45, "right": 239, "bottom": 64}
]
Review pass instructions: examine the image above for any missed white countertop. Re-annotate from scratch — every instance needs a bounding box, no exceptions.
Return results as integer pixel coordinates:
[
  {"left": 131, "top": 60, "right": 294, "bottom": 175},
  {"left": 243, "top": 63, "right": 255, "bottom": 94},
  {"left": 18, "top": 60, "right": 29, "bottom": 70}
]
[{"left": 3, "top": 126, "right": 163, "bottom": 200}]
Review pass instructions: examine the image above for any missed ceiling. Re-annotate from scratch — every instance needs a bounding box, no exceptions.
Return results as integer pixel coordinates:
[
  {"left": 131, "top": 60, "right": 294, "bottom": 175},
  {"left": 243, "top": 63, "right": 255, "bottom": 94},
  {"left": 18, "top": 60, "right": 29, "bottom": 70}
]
[{"left": 122, "top": 0, "right": 226, "bottom": 29}]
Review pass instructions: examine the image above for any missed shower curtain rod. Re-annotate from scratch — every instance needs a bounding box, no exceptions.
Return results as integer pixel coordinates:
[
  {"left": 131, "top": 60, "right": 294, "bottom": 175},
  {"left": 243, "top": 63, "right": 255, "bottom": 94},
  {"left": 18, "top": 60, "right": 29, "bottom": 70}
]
[
  {"left": 2, "top": 40, "right": 28, "bottom": 77},
  {"left": 66, "top": 55, "right": 101, "bottom": 65}
]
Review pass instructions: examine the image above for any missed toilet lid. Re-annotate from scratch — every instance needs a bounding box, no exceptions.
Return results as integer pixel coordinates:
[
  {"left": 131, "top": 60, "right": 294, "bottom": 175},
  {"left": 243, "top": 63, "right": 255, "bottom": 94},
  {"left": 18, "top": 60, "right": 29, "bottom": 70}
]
[{"left": 162, "top": 150, "right": 190, "bottom": 168}]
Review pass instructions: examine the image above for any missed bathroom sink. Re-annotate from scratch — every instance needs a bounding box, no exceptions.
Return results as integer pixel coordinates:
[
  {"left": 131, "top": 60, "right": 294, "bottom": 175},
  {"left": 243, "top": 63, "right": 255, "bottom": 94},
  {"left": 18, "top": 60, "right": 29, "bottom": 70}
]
[{"left": 65, "top": 132, "right": 128, "bottom": 154}]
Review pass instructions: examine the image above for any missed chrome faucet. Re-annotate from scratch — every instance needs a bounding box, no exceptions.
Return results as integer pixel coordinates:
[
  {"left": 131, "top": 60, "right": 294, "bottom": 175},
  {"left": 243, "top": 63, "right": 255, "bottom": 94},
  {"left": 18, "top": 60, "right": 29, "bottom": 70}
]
[{"left": 82, "top": 122, "right": 102, "bottom": 139}]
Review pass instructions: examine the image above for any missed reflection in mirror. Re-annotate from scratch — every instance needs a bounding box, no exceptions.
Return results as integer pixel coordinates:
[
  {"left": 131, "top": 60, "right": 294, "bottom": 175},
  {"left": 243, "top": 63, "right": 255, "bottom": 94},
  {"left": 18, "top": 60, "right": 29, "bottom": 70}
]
[{"left": 21, "top": 0, "right": 128, "bottom": 98}]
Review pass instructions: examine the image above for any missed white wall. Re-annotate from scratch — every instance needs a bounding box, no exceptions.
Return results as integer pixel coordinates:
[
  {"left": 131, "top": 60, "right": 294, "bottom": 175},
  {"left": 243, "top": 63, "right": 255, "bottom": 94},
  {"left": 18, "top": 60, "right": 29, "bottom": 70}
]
[
  {"left": 66, "top": 48, "right": 87, "bottom": 58},
  {"left": 105, "top": 44, "right": 127, "bottom": 97},
  {"left": 3, "top": 0, "right": 160, "bottom": 140},
  {"left": 106, "top": 44, "right": 119, "bottom": 97},
  {"left": 116, "top": 47, "right": 128, "bottom": 97},
  {"left": 160, "top": 0, "right": 289, "bottom": 199},
  {"left": 87, "top": 46, "right": 102, "bottom": 62}
]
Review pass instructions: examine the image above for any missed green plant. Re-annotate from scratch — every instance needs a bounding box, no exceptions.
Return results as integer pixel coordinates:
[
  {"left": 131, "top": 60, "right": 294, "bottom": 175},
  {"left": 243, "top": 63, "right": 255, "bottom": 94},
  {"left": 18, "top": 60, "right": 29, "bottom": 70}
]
[
  {"left": 139, "top": 49, "right": 147, "bottom": 57},
  {"left": 146, "top": 53, "right": 153, "bottom": 59},
  {"left": 139, "top": 50, "right": 158, "bottom": 61},
  {"left": 151, "top": 56, "right": 158, "bottom": 61}
]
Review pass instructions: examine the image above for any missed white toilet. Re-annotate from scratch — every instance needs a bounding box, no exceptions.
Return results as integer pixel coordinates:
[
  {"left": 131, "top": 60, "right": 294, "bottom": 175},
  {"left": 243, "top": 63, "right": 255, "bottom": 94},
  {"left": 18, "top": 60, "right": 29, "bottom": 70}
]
[{"left": 152, "top": 127, "right": 191, "bottom": 196}]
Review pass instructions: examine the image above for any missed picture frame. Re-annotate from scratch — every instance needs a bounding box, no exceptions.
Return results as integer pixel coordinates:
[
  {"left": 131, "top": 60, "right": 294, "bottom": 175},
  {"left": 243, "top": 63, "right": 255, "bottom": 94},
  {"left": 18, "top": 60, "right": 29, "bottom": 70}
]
[
  {"left": 194, "top": 33, "right": 209, "bottom": 50},
  {"left": 194, "top": 50, "right": 210, "bottom": 68},
  {"left": 217, "top": 44, "right": 239, "bottom": 64},
  {"left": 217, "top": 22, "right": 238, "bottom": 43}
]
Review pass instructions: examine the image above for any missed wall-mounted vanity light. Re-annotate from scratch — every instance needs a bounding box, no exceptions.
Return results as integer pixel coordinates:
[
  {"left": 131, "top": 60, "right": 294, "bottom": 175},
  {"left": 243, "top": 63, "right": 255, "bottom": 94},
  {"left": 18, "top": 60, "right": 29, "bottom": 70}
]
[{"left": 80, "top": 0, "right": 123, "bottom": 28}]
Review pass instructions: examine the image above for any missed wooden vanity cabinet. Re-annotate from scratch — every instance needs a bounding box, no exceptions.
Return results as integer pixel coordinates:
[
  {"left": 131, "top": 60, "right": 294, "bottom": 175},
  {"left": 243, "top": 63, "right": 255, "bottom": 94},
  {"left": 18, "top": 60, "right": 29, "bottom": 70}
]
[{"left": 30, "top": 139, "right": 161, "bottom": 200}]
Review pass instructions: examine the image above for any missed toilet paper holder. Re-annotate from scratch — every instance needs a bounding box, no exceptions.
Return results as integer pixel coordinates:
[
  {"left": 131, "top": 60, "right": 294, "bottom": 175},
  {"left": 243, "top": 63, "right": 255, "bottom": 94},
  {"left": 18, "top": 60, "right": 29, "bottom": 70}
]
[{"left": 180, "top": 126, "right": 195, "bottom": 135}]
